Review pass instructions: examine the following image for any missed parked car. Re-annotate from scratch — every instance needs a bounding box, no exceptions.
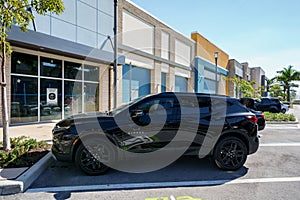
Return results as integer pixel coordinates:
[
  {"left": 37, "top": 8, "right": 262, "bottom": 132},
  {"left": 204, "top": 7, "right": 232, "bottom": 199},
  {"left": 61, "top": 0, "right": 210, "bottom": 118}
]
[
  {"left": 52, "top": 92, "right": 259, "bottom": 175},
  {"left": 249, "top": 109, "right": 265, "bottom": 131},
  {"left": 238, "top": 99, "right": 265, "bottom": 131},
  {"left": 280, "top": 102, "right": 289, "bottom": 113},
  {"left": 240, "top": 97, "right": 281, "bottom": 113}
]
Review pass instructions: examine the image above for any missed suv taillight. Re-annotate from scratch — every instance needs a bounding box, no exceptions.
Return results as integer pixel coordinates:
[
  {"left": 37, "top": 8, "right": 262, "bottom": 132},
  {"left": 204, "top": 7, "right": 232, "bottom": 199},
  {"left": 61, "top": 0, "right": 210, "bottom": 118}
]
[
  {"left": 246, "top": 115, "right": 258, "bottom": 123},
  {"left": 261, "top": 113, "right": 265, "bottom": 119}
]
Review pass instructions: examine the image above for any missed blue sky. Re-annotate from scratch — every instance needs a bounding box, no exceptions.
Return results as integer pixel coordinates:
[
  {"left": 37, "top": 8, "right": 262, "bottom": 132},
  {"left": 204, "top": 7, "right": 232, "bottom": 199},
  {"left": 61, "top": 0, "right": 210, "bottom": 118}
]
[{"left": 130, "top": 0, "right": 300, "bottom": 80}]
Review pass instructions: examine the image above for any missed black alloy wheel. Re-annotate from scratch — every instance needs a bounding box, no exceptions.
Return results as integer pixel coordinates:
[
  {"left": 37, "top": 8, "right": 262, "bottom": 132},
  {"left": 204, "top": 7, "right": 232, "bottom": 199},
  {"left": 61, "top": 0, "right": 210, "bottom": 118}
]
[
  {"left": 213, "top": 137, "right": 247, "bottom": 171},
  {"left": 75, "top": 140, "right": 115, "bottom": 175}
]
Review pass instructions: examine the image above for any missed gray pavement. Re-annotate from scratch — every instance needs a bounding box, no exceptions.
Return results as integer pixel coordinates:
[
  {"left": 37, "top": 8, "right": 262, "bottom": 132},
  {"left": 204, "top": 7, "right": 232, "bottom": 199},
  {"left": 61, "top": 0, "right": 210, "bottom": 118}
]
[
  {"left": 0, "top": 122, "right": 56, "bottom": 143},
  {"left": 0, "top": 105, "right": 300, "bottom": 195}
]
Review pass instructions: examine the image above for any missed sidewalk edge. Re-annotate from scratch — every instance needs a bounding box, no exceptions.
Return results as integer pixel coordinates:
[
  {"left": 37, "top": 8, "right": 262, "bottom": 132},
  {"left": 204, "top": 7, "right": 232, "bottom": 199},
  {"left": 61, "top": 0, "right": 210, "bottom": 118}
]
[
  {"left": 16, "top": 152, "right": 55, "bottom": 191},
  {"left": 0, "top": 152, "right": 54, "bottom": 195}
]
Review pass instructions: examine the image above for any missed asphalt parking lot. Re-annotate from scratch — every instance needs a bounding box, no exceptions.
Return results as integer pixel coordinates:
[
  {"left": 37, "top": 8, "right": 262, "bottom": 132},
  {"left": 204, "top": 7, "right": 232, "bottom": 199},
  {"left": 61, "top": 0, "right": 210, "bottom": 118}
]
[
  {"left": 11, "top": 123, "right": 297, "bottom": 200},
  {"left": 3, "top": 105, "right": 300, "bottom": 199}
]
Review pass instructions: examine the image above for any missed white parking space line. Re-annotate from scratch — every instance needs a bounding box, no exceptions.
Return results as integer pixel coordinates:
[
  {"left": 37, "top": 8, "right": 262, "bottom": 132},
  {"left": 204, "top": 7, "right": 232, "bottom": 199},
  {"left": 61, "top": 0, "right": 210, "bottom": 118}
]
[
  {"left": 265, "top": 126, "right": 299, "bottom": 129},
  {"left": 26, "top": 177, "right": 300, "bottom": 193},
  {"left": 260, "top": 143, "right": 300, "bottom": 147}
]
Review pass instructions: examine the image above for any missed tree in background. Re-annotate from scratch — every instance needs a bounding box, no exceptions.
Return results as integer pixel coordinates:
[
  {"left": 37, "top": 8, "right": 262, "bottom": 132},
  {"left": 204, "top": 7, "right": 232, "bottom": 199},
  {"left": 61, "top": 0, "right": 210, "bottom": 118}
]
[
  {"left": 0, "top": 0, "right": 65, "bottom": 150},
  {"left": 275, "top": 65, "right": 300, "bottom": 102},
  {"left": 269, "top": 84, "right": 284, "bottom": 99},
  {"left": 229, "top": 77, "right": 257, "bottom": 97}
]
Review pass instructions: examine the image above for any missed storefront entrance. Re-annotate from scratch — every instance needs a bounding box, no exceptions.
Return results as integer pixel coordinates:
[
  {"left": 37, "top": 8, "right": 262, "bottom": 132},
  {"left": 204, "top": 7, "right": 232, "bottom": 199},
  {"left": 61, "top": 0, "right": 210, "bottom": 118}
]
[{"left": 10, "top": 50, "right": 101, "bottom": 124}]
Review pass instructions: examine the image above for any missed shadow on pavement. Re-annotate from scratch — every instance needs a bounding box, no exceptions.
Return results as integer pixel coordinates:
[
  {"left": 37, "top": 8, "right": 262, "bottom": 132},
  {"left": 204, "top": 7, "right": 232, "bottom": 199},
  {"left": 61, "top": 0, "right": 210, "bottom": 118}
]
[{"left": 29, "top": 156, "right": 248, "bottom": 190}]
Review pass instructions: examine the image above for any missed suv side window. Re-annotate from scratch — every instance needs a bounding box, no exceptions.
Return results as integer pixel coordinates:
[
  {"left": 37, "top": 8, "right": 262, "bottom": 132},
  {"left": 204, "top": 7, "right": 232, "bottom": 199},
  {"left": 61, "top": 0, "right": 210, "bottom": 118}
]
[
  {"left": 133, "top": 99, "right": 160, "bottom": 113},
  {"left": 197, "top": 96, "right": 211, "bottom": 114},
  {"left": 131, "top": 97, "right": 178, "bottom": 115},
  {"left": 261, "top": 98, "right": 270, "bottom": 104},
  {"left": 271, "top": 99, "right": 280, "bottom": 103}
]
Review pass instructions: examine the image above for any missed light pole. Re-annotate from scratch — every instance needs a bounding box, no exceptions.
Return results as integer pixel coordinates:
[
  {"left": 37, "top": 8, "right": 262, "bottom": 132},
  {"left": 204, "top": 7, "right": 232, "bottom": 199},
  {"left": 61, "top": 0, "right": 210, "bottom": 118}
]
[
  {"left": 214, "top": 52, "right": 219, "bottom": 94},
  {"left": 113, "top": 0, "right": 118, "bottom": 109}
]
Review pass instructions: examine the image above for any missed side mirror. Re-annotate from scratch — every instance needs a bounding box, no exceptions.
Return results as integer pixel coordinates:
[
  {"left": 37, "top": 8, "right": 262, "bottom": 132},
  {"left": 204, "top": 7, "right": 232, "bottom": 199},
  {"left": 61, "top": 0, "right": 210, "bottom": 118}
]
[{"left": 131, "top": 110, "right": 144, "bottom": 118}]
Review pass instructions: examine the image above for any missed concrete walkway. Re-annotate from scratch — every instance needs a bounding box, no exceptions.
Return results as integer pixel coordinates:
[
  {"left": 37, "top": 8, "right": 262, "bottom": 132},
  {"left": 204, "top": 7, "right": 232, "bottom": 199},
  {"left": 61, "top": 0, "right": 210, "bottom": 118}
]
[
  {"left": 0, "top": 122, "right": 56, "bottom": 142},
  {"left": 290, "top": 105, "right": 300, "bottom": 121}
]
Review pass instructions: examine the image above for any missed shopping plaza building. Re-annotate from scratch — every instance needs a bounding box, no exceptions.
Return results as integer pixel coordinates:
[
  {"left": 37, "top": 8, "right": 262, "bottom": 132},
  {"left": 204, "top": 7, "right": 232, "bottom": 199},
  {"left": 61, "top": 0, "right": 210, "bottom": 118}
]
[{"left": 1, "top": 0, "right": 266, "bottom": 125}]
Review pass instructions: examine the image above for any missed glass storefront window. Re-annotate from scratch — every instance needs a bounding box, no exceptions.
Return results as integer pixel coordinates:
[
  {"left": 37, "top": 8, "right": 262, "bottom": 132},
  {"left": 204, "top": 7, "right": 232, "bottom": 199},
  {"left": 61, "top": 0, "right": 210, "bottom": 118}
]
[
  {"left": 11, "top": 76, "right": 38, "bottom": 123},
  {"left": 64, "top": 81, "right": 83, "bottom": 117},
  {"left": 161, "top": 72, "right": 166, "bottom": 92},
  {"left": 11, "top": 52, "right": 38, "bottom": 75},
  {"left": 203, "top": 78, "right": 216, "bottom": 94},
  {"left": 122, "top": 64, "right": 150, "bottom": 103},
  {"left": 40, "top": 57, "right": 62, "bottom": 78},
  {"left": 84, "top": 65, "right": 99, "bottom": 82},
  {"left": 175, "top": 76, "right": 188, "bottom": 92},
  {"left": 84, "top": 82, "right": 99, "bottom": 112},
  {"left": 64, "top": 61, "right": 83, "bottom": 80},
  {"left": 11, "top": 52, "right": 102, "bottom": 123},
  {"left": 40, "top": 79, "right": 62, "bottom": 121}
]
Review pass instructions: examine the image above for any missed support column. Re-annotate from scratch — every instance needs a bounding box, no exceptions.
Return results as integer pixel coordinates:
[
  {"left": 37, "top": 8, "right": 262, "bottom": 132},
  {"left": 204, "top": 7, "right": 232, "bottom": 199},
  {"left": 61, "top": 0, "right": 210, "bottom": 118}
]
[{"left": 151, "top": 62, "right": 162, "bottom": 94}]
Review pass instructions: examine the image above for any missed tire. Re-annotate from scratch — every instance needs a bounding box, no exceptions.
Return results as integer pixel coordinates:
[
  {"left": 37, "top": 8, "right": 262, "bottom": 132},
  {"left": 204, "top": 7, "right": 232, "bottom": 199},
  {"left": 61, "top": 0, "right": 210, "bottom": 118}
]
[
  {"left": 213, "top": 137, "right": 247, "bottom": 171},
  {"left": 281, "top": 109, "right": 286, "bottom": 114},
  {"left": 270, "top": 108, "right": 278, "bottom": 113},
  {"left": 75, "top": 139, "right": 115, "bottom": 175}
]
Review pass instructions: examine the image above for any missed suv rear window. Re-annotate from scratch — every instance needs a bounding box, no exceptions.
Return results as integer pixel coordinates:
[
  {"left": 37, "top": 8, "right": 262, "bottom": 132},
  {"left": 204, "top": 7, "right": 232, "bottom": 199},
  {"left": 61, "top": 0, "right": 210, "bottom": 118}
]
[{"left": 227, "top": 98, "right": 248, "bottom": 114}]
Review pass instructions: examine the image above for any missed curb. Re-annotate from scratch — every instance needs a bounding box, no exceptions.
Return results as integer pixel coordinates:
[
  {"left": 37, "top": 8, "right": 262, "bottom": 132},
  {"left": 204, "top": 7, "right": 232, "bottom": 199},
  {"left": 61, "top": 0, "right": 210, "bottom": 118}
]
[
  {"left": 0, "top": 152, "right": 55, "bottom": 195},
  {"left": 266, "top": 118, "right": 299, "bottom": 124}
]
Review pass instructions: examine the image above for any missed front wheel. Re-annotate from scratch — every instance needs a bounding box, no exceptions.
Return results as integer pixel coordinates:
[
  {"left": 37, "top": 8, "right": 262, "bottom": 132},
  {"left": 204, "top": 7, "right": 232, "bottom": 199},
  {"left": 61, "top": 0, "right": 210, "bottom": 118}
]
[
  {"left": 75, "top": 139, "right": 115, "bottom": 175},
  {"left": 213, "top": 137, "right": 247, "bottom": 171}
]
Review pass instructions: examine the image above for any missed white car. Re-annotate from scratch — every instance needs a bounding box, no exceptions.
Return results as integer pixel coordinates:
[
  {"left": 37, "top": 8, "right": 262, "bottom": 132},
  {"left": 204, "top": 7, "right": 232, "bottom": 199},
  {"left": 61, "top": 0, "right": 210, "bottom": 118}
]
[{"left": 280, "top": 102, "right": 289, "bottom": 113}]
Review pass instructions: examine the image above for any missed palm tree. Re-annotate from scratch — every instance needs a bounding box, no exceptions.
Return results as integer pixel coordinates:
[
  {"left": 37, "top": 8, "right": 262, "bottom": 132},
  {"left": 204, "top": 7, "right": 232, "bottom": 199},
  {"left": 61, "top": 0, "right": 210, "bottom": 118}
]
[{"left": 276, "top": 65, "right": 300, "bottom": 102}]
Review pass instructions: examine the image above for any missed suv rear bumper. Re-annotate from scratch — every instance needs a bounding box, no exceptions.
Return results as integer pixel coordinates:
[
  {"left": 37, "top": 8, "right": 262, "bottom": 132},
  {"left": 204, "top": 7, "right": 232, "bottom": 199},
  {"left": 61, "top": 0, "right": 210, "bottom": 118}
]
[{"left": 248, "top": 135, "right": 259, "bottom": 154}]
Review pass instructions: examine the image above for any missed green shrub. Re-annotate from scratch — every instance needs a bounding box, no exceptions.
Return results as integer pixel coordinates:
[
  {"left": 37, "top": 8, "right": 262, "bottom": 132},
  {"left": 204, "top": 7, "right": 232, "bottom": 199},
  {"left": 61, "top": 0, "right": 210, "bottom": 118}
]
[
  {"left": 264, "top": 112, "right": 296, "bottom": 122},
  {"left": 0, "top": 136, "right": 48, "bottom": 168}
]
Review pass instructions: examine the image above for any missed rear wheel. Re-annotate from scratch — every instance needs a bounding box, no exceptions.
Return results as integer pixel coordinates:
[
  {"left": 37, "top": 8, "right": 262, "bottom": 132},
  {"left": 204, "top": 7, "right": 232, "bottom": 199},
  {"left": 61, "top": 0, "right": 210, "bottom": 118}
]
[
  {"left": 213, "top": 137, "right": 247, "bottom": 171},
  {"left": 281, "top": 109, "right": 286, "bottom": 114},
  {"left": 75, "top": 139, "right": 115, "bottom": 175},
  {"left": 270, "top": 108, "right": 278, "bottom": 113}
]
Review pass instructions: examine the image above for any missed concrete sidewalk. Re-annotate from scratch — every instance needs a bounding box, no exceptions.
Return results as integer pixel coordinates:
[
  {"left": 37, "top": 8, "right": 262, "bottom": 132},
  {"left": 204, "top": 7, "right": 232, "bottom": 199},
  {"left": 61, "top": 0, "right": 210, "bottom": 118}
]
[
  {"left": 0, "top": 122, "right": 56, "bottom": 143},
  {"left": 290, "top": 105, "right": 300, "bottom": 121},
  {"left": 0, "top": 122, "right": 56, "bottom": 194}
]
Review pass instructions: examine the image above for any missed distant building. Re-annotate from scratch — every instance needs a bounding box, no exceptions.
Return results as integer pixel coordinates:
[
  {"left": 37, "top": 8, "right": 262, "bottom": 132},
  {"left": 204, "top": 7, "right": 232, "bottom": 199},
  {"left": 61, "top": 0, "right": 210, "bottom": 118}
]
[
  {"left": 191, "top": 32, "right": 229, "bottom": 95},
  {"left": 228, "top": 62, "right": 267, "bottom": 98},
  {"left": 250, "top": 67, "right": 266, "bottom": 96},
  {"left": 228, "top": 59, "right": 244, "bottom": 98}
]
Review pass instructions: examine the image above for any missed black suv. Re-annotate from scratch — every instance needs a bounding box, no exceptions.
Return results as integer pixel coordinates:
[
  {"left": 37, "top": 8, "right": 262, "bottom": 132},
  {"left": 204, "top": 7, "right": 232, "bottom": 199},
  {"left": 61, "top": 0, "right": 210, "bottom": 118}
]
[
  {"left": 240, "top": 97, "right": 281, "bottom": 113},
  {"left": 52, "top": 92, "right": 259, "bottom": 175}
]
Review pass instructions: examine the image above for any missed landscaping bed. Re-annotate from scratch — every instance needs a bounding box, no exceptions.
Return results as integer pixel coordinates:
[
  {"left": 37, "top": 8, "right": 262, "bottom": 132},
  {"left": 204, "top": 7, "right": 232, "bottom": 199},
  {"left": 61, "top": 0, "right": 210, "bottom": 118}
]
[
  {"left": 0, "top": 136, "right": 51, "bottom": 168},
  {"left": 264, "top": 112, "right": 296, "bottom": 122}
]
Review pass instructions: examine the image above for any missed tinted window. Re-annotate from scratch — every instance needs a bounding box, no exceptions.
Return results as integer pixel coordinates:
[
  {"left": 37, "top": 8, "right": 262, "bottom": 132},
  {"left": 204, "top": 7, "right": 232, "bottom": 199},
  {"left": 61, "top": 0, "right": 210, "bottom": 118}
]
[
  {"left": 271, "top": 99, "right": 280, "bottom": 103},
  {"left": 261, "top": 99, "right": 270, "bottom": 104},
  {"left": 227, "top": 99, "right": 248, "bottom": 113},
  {"left": 84, "top": 65, "right": 99, "bottom": 82},
  {"left": 64, "top": 61, "right": 83, "bottom": 80},
  {"left": 11, "top": 52, "right": 38, "bottom": 75},
  {"left": 198, "top": 96, "right": 211, "bottom": 114},
  {"left": 40, "top": 57, "right": 62, "bottom": 78}
]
